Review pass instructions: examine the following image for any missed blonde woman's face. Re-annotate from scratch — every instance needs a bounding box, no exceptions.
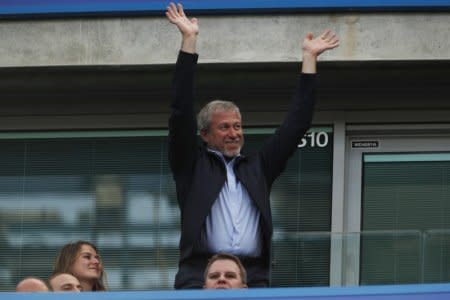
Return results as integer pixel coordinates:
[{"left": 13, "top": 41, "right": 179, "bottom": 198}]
[{"left": 71, "top": 245, "right": 102, "bottom": 281}]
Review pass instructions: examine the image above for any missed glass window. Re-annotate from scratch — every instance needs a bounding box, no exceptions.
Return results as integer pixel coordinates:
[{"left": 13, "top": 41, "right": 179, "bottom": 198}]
[
  {"left": 0, "top": 127, "right": 333, "bottom": 291},
  {"left": 361, "top": 153, "right": 450, "bottom": 285},
  {"left": 245, "top": 127, "right": 333, "bottom": 287}
]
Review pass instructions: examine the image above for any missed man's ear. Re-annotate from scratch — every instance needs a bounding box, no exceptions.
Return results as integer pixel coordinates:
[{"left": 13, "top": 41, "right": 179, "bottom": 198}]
[{"left": 200, "top": 129, "right": 209, "bottom": 142}]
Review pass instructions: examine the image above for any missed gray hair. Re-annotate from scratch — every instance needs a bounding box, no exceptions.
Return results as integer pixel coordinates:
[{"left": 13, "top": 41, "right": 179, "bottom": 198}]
[{"left": 197, "top": 100, "right": 241, "bottom": 132}]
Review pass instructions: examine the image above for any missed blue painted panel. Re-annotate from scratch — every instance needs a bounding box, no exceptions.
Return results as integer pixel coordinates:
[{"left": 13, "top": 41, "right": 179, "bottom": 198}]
[
  {"left": 2, "top": 283, "right": 450, "bottom": 300},
  {"left": 0, "top": 0, "right": 449, "bottom": 18}
]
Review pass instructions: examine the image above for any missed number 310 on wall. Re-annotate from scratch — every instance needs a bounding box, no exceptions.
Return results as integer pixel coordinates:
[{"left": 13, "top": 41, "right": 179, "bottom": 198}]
[{"left": 298, "top": 132, "right": 329, "bottom": 148}]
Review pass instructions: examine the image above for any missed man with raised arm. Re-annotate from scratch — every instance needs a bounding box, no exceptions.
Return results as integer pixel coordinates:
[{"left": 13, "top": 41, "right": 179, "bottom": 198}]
[{"left": 166, "top": 2, "right": 339, "bottom": 289}]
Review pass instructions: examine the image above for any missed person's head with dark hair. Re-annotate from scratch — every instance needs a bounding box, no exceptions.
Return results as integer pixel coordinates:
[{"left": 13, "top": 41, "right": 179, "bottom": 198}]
[
  {"left": 203, "top": 253, "right": 248, "bottom": 289},
  {"left": 53, "top": 240, "right": 106, "bottom": 291},
  {"left": 49, "top": 272, "right": 82, "bottom": 292},
  {"left": 15, "top": 277, "right": 49, "bottom": 292}
]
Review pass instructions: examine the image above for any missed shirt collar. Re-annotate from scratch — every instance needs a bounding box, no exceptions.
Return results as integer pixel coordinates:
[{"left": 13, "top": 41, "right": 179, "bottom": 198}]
[{"left": 207, "top": 148, "right": 240, "bottom": 165}]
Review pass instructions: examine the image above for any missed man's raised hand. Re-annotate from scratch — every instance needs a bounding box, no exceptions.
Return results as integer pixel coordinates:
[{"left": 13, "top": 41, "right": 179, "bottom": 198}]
[
  {"left": 166, "top": 2, "right": 199, "bottom": 38},
  {"left": 302, "top": 29, "right": 339, "bottom": 58},
  {"left": 300, "top": 29, "right": 339, "bottom": 73}
]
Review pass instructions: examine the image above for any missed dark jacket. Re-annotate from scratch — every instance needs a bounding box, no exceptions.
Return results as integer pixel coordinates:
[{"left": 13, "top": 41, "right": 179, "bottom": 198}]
[{"left": 168, "top": 51, "right": 317, "bottom": 289}]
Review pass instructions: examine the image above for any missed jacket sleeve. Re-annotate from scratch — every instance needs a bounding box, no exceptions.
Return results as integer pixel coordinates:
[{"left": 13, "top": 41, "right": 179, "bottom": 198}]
[
  {"left": 259, "top": 73, "right": 317, "bottom": 184},
  {"left": 168, "top": 51, "right": 199, "bottom": 178}
]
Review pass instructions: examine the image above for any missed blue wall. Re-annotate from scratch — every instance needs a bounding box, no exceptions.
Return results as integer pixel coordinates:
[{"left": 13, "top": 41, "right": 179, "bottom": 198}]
[
  {"left": 3, "top": 284, "right": 450, "bottom": 300},
  {"left": 1, "top": 0, "right": 449, "bottom": 18}
]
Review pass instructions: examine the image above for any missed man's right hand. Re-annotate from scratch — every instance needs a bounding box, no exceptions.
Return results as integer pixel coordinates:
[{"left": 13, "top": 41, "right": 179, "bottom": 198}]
[{"left": 166, "top": 2, "right": 199, "bottom": 53}]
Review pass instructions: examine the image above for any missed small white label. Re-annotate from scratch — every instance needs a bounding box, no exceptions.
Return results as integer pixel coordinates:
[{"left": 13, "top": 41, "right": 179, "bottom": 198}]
[{"left": 351, "top": 141, "right": 379, "bottom": 148}]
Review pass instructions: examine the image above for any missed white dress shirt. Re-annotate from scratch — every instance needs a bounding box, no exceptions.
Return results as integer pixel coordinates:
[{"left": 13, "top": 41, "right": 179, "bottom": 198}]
[{"left": 205, "top": 149, "right": 262, "bottom": 257}]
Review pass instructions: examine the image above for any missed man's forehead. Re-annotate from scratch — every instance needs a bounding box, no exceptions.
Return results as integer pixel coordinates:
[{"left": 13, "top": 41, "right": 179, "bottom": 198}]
[
  {"left": 212, "top": 110, "right": 241, "bottom": 118},
  {"left": 62, "top": 283, "right": 78, "bottom": 287},
  {"left": 211, "top": 112, "right": 241, "bottom": 124},
  {"left": 53, "top": 274, "right": 79, "bottom": 283},
  {"left": 209, "top": 259, "right": 240, "bottom": 272}
]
